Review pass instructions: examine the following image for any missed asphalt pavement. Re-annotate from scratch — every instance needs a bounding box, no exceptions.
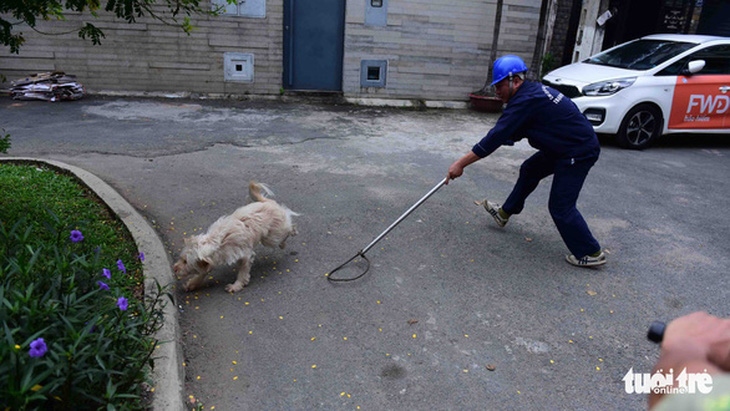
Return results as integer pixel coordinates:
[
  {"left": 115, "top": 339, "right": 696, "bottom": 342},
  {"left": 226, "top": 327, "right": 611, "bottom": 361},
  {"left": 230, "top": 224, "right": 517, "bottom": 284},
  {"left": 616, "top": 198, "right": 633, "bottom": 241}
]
[{"left": 1, "top": 96, "right": 729, "bottom": 410}]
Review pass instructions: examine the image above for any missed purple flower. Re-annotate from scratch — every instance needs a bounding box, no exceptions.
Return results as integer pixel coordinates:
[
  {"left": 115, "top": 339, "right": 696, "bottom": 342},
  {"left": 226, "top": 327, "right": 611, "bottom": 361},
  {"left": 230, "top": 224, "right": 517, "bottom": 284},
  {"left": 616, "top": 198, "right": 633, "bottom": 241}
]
[
  {"left": 29, "top": 338, "right": 47, "bottom": 358},
  {"left": 117, "top": 259, "right": 126, "bottom": 274},
  {"left": 97, "top": 281, "right": 109, "bottom": 290},
  {"left": 94, "top": 246, "right": 101, "bottom": 253},
  {"left": 138, "top": 252, "right": 145, "bottom": 262},
  {"left": 116, "top": 297, "right": 128, "bottom": 311},
  {"left": 69, "top": 230, "right": 84, "bottom": 243},
  {"left": 102, "top": 268, "right": 111, "bottom": 279}
]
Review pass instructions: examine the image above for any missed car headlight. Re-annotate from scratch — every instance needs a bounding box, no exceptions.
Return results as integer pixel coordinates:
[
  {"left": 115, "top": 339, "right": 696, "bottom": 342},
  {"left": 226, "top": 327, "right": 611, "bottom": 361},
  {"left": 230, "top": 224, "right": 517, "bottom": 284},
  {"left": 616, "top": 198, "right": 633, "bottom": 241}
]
[{"left": 582, "top": 77, "right": 636, "bottom": 96}]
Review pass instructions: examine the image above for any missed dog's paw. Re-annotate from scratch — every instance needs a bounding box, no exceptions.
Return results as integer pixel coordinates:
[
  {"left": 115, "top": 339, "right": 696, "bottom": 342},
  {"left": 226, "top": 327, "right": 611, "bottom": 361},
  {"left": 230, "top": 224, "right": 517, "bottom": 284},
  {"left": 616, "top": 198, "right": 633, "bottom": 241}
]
[
  {"left": 184, "top": 277, "right": 202, "bottom": 292},
  {"left": 225, "top": 282, "right": 244, "bottom": 293}
]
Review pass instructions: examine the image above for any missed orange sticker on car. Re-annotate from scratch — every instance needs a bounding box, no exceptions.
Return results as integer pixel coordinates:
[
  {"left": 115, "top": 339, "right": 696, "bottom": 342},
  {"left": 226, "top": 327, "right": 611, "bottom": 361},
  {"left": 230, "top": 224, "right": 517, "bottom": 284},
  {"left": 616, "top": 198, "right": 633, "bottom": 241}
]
[{"left": 668, "top": 75, "right": 730, "bottom": 129}]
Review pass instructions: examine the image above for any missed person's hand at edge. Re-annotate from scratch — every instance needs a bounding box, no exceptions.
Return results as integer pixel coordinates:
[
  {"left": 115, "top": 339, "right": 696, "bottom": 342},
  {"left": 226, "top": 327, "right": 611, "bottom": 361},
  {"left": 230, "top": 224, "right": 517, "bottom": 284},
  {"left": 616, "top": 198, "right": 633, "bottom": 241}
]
[{"left": 649, "top": 311, "right": 730, "bottom": 409}]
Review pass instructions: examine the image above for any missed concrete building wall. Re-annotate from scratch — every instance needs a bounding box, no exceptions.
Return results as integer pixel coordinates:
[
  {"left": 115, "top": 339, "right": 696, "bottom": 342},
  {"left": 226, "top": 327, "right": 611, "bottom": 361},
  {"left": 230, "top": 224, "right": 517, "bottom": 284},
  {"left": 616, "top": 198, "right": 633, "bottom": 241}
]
[
  {"left": 570, "top": 0, "right": 607, "bottom": 63},
  {"left": 343, "top": 0, "right": 543, "bottom": 101},
  {"left": 1, "top": 0, "right": 543, "bottom": 101},
  {"left": 0, "top": 1, "right": 284, "bottom": 97}
]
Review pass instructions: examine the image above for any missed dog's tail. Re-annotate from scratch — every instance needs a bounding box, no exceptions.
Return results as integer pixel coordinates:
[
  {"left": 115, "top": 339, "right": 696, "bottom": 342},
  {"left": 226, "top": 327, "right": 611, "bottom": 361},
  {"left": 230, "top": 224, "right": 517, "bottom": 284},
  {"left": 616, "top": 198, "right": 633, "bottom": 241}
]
[{"left": 249, "top": 181, "right": 274, "bottom": 202}]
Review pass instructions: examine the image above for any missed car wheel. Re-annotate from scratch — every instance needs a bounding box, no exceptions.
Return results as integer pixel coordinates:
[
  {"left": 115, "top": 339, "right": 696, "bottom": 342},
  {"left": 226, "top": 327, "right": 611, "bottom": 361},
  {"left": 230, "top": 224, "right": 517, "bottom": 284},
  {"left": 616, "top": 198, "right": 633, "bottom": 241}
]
[{"left": 616, "top": 104, "right": 662, "bottom": 150}]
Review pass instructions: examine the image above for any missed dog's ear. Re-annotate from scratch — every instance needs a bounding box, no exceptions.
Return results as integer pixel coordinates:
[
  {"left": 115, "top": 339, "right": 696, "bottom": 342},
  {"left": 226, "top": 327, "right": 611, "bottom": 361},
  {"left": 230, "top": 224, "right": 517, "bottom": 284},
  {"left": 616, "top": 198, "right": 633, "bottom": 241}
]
[
  {"left": 196, "top": 259, "right": 211, "bottom": 272},
  {"left": 196, "top": 238, "right": 218, "bottom": 263}
]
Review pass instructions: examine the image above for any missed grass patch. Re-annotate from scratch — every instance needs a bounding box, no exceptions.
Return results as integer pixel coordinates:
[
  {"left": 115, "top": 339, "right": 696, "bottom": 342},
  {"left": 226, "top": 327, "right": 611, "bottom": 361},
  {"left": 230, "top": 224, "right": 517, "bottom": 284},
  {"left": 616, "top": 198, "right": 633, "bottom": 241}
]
[
  {"left": 0, "top": 162, "right": 167, "bottom": 409},
  {"left": 0, "top": 163, "right": 141, "bottom": 277}
]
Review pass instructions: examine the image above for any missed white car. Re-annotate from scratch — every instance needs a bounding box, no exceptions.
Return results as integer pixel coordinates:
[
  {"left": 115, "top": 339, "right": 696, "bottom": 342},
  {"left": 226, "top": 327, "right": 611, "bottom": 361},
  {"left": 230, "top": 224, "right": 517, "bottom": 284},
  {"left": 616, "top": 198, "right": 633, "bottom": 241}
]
[{"left": 542, "top": 34, "right": 730, "bottom": 149}]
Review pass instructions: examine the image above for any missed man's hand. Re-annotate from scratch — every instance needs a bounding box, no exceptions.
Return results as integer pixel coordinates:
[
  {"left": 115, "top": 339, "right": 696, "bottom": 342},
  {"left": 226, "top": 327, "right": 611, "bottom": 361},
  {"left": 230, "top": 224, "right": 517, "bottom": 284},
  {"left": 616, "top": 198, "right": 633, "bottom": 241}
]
[
  {"left": 659, "top": 312, "right": 730, "bottom": 373},
  {"left": 649, "top": 312, "right": 730, "bottom": 408},
  {"left": 446, "top": 151, "right": 481, "bottom": 185},
  {"left": 446, "top": 161, "right": 464, "bottom": 184}
]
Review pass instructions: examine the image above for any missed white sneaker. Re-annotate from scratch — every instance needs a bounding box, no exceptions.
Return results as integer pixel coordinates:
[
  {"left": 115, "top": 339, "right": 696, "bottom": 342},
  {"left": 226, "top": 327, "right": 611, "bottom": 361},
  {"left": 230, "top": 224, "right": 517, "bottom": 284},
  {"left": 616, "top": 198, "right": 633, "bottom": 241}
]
[
  {"left": 566, "top": 251, "right": 607, "bottom": 267},
  {"left": 483, "top": 199, "right": 508, "bottom": 227}
]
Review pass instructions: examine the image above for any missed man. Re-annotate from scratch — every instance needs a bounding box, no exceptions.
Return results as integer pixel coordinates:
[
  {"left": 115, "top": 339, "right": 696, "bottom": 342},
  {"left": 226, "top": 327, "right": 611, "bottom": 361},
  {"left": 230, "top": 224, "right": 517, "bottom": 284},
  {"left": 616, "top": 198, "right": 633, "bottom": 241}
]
[{"left": 447, "top": 55, "right": 605, "bottom": 267}]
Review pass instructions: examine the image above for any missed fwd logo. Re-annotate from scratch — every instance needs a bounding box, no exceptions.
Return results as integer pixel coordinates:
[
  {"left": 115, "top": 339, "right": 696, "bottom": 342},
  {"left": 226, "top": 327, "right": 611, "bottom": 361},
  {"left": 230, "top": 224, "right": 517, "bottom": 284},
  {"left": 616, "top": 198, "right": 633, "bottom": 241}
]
[{"left": 687, "top": 94, "right": 730, "bottom": 114}]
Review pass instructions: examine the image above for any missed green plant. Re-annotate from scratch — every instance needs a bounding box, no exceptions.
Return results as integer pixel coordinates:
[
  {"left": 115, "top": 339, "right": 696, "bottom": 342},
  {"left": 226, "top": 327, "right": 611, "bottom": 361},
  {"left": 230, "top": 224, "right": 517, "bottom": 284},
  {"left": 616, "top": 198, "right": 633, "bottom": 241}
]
[
  {"left": 0, "top": 128, "right": 10, "bottom": 154},
  {"left": 0, "top": 217, "right": 170, "bottom": 409},
  {"left": 190, "top": 396, "right": 205, "bottom": 411},
  {"left": 541, "top": 52, "right": 556, "bottom": 77},
  {"left": 0, "top": 163, "right": 170, "bottom": 408}
]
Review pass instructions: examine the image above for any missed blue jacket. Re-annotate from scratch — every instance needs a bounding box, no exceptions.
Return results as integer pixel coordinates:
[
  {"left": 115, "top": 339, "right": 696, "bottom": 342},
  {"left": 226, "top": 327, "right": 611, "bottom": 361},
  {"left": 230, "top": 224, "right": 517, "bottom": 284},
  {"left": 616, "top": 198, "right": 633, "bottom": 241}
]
[{"left": 472, "top": 81, "right": 600, "bottom": 162}]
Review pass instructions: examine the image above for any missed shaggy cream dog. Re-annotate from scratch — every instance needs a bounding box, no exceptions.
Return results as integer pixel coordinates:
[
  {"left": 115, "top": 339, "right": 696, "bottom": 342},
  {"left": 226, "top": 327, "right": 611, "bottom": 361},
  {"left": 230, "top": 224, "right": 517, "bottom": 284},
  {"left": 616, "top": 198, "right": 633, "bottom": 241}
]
[{"left": 173, "top": 181, "right": 298, "bottom": 293}]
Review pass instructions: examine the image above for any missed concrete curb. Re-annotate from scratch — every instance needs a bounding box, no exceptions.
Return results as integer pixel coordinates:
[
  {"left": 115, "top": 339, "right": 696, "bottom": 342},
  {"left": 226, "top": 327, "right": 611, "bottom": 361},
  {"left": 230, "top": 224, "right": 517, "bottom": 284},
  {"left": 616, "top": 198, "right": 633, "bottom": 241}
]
[
  {"left": 87, "top": 89, "right": 471, "bottom": 109},
  {"left": 0, "top": 158, "right": 184, "bottom": 411},
  {"left": 344, "top": 97, "right": 469, "bottom": 109}
]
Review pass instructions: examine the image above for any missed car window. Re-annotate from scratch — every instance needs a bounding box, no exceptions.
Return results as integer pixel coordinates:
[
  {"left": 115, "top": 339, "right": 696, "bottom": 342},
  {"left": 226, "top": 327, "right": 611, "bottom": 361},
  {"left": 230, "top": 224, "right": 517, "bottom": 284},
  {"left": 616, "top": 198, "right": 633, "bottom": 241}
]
[
  {"left": 692, "top": 45, "right": 730, "bottom": 74},
  {"left": 585, "top": 39, "right": 697, "bottom": 70},
  {"left": 657, "top": 44, "right": 730, "bottom": 76},
  {"left": 658, "top": 58, "right": 690, "bottom": 76}
]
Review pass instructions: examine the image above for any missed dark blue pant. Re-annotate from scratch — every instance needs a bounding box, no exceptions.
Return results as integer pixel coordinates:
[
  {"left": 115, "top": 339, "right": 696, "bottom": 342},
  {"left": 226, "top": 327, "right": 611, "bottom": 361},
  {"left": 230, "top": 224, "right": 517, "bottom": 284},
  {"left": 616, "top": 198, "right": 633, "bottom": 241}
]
[{"left": 502, "top": 151, "right": 601, "bottom": 258}]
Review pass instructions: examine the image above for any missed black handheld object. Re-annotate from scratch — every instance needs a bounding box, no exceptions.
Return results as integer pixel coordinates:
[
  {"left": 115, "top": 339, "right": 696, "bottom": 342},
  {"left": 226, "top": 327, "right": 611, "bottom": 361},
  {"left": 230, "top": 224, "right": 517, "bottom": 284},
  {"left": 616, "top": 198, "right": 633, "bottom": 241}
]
[{"left": 648, "top": 321, "right": 666, "bottom": 344}]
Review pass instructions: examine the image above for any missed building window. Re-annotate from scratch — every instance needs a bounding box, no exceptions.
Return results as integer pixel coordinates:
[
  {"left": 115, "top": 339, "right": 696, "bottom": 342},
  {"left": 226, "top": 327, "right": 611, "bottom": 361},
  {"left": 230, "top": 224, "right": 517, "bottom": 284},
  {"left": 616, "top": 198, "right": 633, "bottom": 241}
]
[
  {"left": 212, "top": 0, "right": 265, "bottom": 18},
  {"left": 367, "top": 66, "right": 381, "bottom": 81},
  {"left": 361, "top": 60, "right": 387, "bottom": 88}
]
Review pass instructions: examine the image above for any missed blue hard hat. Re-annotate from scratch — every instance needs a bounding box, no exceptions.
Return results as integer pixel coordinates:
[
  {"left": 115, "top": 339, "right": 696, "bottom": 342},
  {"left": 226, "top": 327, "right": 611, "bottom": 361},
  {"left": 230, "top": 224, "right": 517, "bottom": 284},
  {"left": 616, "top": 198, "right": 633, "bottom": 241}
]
[{"left": 490, "top": 55, "right": 528, "bottom": 85}]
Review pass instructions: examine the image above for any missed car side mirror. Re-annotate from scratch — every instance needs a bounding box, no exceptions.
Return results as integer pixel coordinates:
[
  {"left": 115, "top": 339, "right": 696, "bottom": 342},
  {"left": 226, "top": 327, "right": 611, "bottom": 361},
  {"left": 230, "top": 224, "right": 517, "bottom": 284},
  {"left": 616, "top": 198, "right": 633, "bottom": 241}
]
[{"left": 682, "top": 59, "right": 706, "bottom": 76}]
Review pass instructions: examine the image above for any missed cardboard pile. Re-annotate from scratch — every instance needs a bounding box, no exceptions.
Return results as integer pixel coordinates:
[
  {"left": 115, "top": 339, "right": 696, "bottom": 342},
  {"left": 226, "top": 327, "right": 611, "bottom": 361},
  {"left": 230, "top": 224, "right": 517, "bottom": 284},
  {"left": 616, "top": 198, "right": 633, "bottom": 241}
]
[{"left": 10, "top": 72, "right": 85, "bottom": 102}]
